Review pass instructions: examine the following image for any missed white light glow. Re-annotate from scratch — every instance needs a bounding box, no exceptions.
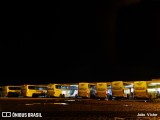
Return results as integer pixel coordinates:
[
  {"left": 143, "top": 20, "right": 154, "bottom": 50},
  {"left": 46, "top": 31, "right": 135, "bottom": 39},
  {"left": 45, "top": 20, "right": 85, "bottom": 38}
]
[
  {"left": 150, "top": 83, "right": 160, "bottom": 85},
  {"left": 147, "top": 89, "right": 156, "bottom": 92},
  {"left": 131, "top": 88, "right": 133, "bottom": 92}
]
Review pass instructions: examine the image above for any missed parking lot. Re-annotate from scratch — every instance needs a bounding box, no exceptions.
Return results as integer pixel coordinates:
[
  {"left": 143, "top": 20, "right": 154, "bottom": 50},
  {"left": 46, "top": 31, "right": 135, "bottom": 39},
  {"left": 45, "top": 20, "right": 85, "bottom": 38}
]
[{"left": 0, "top": 98, "right": 160, "bottom": 119}]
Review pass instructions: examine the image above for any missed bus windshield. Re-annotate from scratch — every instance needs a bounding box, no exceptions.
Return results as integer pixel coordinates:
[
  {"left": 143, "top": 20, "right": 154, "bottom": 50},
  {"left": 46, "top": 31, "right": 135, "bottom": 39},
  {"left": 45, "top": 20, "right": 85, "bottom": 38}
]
[
  {"left": 55, "top": 85, "right": 61, "bottom": 89},
  {"left": 36, "top": 87, "right": 47, "bottom": 90},
  {"left": 69, "top": 86, "right": 78, "bottom": 90},
  {"left": 28, "top": 86, "right": 47, "bottom": 90},
  {"left": 61, "top": 86, "right": 69, "bottom": 90}
]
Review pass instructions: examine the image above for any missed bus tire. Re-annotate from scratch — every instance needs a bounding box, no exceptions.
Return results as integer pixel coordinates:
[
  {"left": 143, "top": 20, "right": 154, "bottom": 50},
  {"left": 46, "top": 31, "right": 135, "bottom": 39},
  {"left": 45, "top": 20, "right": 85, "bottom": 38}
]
[
  {"left": 60, "top": 94, "right": 63, "bottom": 98},
  {"left": 75, "top": 94, "right": 78, "bottom": 98},
  {"left": 32, "top": 94, "right": 38, "bottom": 98},
  {"left": 62, "top": 94, "right": 65, "bottom": 98},
  {"left": 32, "top": 94, "right": 35, "bottom": 98}
]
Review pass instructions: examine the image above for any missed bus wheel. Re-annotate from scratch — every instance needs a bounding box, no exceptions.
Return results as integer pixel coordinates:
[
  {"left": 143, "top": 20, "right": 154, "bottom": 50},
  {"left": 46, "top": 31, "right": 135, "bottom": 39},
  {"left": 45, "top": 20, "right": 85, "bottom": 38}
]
[
  {"left": 60, "top": 94, "right": 63, "bottom": 98},
  {"left": 75, "top": 94, "right": 78, "bottom": 98},
  {"left": 32, "top": 94, "right": 37, "bottom": 98},
  {"left": 88, "top": 94, "right": 90, "bottom": 99},
  {"left": 32, "top": 94, "right": 35, "bottom": 98},
  {"left": 62, "top": 94, "right": 65, "bottom": 98}
]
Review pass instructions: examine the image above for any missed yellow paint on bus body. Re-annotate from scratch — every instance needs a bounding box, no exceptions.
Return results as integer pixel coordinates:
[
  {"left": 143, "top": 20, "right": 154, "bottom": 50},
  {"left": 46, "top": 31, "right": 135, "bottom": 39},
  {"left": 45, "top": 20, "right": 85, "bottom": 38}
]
[
  {"left": 2, "top": 86, "right": 21, "bottom": 97},
  {"left": 21, "top": 85, "right": 47, "bottom": 97},
  {"left": 47, "top": 84, "right": 62, "bottom": 97},
  {"left": 112, "top": 81, "right": 125, "bottom": 97},
  {"left": 134, "top": 81, "right": 149, "bottom": 98},
  {"left": 78, "top": 83, "right": 90, "bottom": 98},
  {"left": 96, "top": 83, "right": 107, "bottom": 98}
]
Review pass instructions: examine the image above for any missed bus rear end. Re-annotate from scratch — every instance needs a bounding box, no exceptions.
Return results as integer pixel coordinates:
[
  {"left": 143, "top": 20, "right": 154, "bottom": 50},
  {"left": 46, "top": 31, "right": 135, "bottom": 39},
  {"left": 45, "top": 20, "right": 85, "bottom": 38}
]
[
  {"left": 21, "top": 85, "right": 47, "bottom": 97},
  {"left": 112, "top": 81, "right": 125, "bottom": 99},
  {"left": 96, "top": 83, "right": 107, "bottom": 99},
  {"left": 134, "top": 81, "right": 149, "bottom": 99},
  {"left": 3, "top": 86, "right": 21, "bottom": 97},
  {"left": 78, "top": 83, "right": 90, "bottom": 98},
  {"left": 31, "top": 85, "right": 47, "bottom": 97},
  {"left": 47, "top": 84, "right": 62, "bottom": 97}
]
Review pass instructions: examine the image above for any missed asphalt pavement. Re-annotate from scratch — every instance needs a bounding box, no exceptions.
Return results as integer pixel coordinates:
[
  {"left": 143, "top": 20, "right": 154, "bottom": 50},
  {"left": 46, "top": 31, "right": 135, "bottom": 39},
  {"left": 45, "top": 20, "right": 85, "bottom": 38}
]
[{"left": 0, "top": 98, "right": 160, "bottom": 120}]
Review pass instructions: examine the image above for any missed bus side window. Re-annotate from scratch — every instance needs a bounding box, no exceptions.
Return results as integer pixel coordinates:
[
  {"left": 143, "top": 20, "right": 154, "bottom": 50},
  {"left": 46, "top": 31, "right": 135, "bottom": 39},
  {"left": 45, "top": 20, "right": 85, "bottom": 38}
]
[
  {"left": 28, "top": 86, "right": 36, "bottom": 90},
  {"left": 55, "top": 85, "right": 61, "bottom": 89}
]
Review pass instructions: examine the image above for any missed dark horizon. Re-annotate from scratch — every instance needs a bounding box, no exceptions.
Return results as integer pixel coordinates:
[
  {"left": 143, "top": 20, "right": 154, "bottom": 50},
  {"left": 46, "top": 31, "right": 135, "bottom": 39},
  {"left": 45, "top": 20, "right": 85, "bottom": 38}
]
[{"left": 0, "top": 0, "right": 160, "bottom": 85}]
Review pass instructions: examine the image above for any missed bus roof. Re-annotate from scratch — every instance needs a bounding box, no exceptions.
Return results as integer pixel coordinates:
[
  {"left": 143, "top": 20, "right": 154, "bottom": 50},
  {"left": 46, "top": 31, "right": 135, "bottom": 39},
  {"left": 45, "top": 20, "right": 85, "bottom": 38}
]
[{"left": 3, "top": 86, "right": 21, "bottom": 87}]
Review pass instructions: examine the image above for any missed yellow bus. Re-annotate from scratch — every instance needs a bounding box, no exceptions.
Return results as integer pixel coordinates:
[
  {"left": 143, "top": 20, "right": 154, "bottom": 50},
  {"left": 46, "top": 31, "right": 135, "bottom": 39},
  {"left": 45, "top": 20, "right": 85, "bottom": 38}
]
[
  {"left": 2, "top": 86, "right": 21, "bottom": 97},
  {"left": 21, "top": 84, "right": 47, "bottom": 97},
  {"left": 96, "top": 82, "right": 107, "bottom": 99},
  {"left": 47, "top": 84, "right": 63, "bottom": 97},
  {"left": 111, "top": 81, "right": 125, "bottom": 99},
  {"left": 78, "top": 82, "right": 96, "bottom": 98},
  {"left": 134, "top": 81, "right": 149, "bottom": 99}
]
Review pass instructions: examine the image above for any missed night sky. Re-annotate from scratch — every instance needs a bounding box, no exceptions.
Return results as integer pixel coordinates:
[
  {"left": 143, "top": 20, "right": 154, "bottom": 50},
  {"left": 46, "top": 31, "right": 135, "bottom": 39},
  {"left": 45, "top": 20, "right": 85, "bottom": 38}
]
[{"left": 0, "top": 0, "right": 160, "bottom": 85}]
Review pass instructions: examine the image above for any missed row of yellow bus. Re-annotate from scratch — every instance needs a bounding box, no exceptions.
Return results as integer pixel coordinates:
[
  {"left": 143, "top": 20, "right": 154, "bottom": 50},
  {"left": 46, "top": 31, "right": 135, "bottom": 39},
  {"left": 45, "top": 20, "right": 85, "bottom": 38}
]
[
  {"left": 0, "top": 84, "right": 78, "bottom": 98},
  {"left": 78, "top": 80, "right": 160, "bottom": 100},
  {"left": 0, "top": 80, "right": 160, "bottom": 99}
]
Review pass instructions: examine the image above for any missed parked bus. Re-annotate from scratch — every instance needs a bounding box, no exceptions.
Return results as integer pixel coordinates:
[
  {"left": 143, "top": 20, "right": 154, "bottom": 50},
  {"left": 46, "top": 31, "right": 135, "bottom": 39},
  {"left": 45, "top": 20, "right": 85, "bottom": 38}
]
[
  {"left": 47, "top": 84, "right": 64, "bottom": 97},
  {"left": 47, "top": 83, "right": 78, "bottom": 98},
  {"left": 78, "top": 82, "right": 96, "bottom": 98},
  {"left": 134, "top": 81, "right": 150, "bottom": 100},
  {"left": 2, "top": 86, "right": 21, "bottom": 97},
  {"left": 111, "top": 81, "right": 126, "bottom": 99},
  {"left": 21, "top": 84, "right": 47, "bottom": 97},
  {"left": 96, "top": 82, "right": 107, "bottom": 99}
]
